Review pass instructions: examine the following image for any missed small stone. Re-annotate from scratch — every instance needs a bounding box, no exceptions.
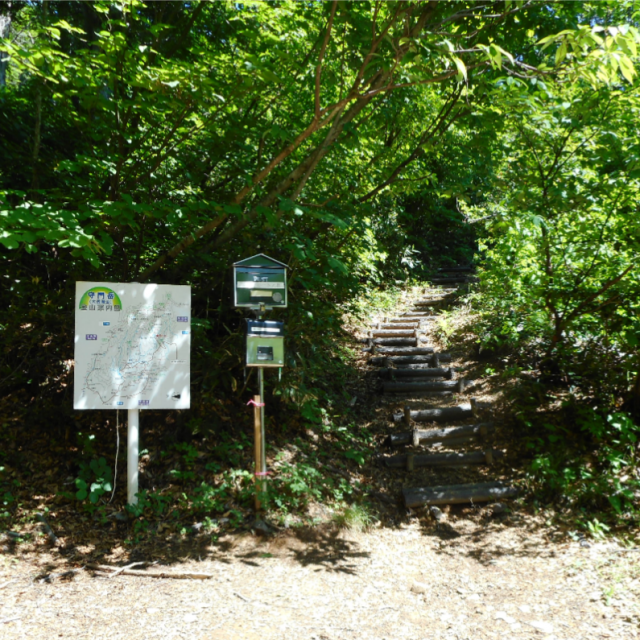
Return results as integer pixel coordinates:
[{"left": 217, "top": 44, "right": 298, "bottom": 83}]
[
  {"left": 495, "top": 611, "right": 516, "bottom": 624},
  {"left": 430, "top": 506, "right": 445, "bottom": 522},
  {"left": 108, "top": 511, "right": 128, "bottom": 522},
  {"left": 589, "top": 591, "right": 601, "bottom": 602},
  {"left": 529, "top": 621, "right": 554, "bottom": 633},
  {"left": 467, "top": 593, "right": 480, "bottom": 601},
  {"left": 184, "top": 614, "right": 198, "bottom": 623},
  {"left": 252, "top": 519, "right": 273, "bottom": 536},
  {"left": 411, "top": 581, "right": 428, "bottom": 594},
  {"left": 518, "top": 605, "right": 531, "bottom": 614},
  {"left": 490, "top": 502, "right": 508, "bottom": 516}
]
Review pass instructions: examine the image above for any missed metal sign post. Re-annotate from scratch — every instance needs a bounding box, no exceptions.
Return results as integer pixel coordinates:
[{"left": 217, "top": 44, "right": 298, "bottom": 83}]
[
  {"left": 128, "top": 408, "right": 139, "bottom": 504},
  {"left": 233, "top": 255, "right": 287, "bottom": 517}
]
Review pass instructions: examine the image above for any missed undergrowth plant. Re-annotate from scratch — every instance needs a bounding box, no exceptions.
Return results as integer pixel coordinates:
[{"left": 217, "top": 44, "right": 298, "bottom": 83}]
[{"left": 519, "top": 396, "right": 640, "bottom": 536}]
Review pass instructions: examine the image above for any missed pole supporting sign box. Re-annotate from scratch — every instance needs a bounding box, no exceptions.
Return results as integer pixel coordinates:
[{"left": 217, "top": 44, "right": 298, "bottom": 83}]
[
  {"left": 233, "top": 253, "right": 288, "bottom": 309},
  {"left": 246, "top": 319, "right": 284, "bottom": 367}
]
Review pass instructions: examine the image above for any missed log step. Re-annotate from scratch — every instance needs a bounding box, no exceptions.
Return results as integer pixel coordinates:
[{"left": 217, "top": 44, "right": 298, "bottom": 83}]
[
  {"left": 371, "top": 329, "right": 416, "bottom": 338},
  {"left": 438, "top": 266, "right": 475, "bottom": 272},
  {"left": 400, "top": 312, "right": 436, "bottom": 318},
  {"left": 413, "top": 298, "right": 452, "bottom": 307},
  {"left": 383, "top": 379, "right": 467, "bottom": 394},
  {"left": 430, "top": 276, "right": 479, "bottom": 284},
  {"left": 392, "top": 403, "right": 475, "bottom": 423},
  {"left": 384, "top": 449, "right": 503, "bottom": 469},
  {"left": 375, "top": 346, "right": 435, "bottom": 356},
  {"left": 403, "top": 482, "right": 518, "bottom": 508},
  {"left": 378, "top": 367, "right": 453, "bottom": 380},
  {"left": 379, "top": 323, "right": 419, "bottom": 329},
  {"left": 385, "top": 423, "right": 494, "bottom": 447},
  {"left": 374, "top": 337, "right": 417, "bottom": 346},
  {"left": 369, "top": 354, "right": 451, "bottom": 367}
]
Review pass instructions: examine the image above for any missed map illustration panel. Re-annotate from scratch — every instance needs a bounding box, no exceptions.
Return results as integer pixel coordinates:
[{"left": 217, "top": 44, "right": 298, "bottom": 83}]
[{"left": 74, "top": 282, "right": 191, "bottom": 410}]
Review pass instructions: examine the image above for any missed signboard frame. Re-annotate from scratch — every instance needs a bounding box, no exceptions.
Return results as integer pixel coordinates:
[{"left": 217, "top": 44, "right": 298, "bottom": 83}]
[
  {"left": 74, "top": 281, "right": 191, "bottom": 411},
  {"left": 233, "top": 253, "right": 288, "bottom": 310}
]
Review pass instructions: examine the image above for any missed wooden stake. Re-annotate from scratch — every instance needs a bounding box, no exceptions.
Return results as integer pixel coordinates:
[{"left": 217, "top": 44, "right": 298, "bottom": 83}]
[
  {"left": 407, "top": 453, "right": 414, "bottom": 472},
  {"left": 404, "top": 405, "right": 411, "bottom": 426},
  {"left": 253, "top": 394, "right": 263, "bottom": 512}
]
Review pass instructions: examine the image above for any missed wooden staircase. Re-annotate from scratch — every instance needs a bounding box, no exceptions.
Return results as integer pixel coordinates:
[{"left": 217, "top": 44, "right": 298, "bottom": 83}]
[{"left": 366, "top": 270, "right": 518, "bottom": 510}]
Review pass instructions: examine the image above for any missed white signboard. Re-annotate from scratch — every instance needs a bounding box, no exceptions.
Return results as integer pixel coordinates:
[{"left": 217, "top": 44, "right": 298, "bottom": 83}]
[{"left": 74, "top": 282, "right": 191, "bottom": 410}]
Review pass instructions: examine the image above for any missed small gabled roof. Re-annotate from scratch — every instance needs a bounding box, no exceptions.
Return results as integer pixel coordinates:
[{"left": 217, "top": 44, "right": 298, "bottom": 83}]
[{"left": 233, "top": 253, "right": 288, "bottom": 268}]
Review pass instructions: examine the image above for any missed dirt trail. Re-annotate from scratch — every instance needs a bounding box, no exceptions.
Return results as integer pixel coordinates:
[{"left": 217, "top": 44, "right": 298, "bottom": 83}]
[
  {"left": 1, "top": 522, "right": 638, "bottom": 639},
  {"left": 1, "top": 285, "right": 639, "bottom": 639}
]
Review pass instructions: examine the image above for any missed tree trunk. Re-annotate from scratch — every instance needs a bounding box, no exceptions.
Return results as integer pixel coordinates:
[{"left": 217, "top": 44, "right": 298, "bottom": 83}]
[{"left": 0, "top": 12, "right": 10, "bottom": 88}]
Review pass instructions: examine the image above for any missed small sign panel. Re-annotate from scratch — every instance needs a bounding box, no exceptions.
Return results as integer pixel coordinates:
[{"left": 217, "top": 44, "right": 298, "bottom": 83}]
[
  {"left": 246, "top": 319, "right": 285, "bottom": 337},
  {"left": 245, "top": 319, "right": 284, "bottom": 368},
  {"left": 74, "top": 282, "right": 191, "bottom": 410},
  {"left": 233, "top": 254, "right": 288, "bottom": 309}
]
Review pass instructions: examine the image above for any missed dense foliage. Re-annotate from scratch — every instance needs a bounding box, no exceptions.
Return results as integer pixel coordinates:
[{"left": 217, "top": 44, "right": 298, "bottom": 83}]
[{"left": 463, "top": 7, "right": 640, "bottom": 533}]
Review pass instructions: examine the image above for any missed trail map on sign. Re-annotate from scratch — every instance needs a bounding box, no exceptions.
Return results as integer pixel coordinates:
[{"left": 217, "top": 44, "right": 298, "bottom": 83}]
[{"left": 74, "top": 282, "right": 191, "bottom": 410}]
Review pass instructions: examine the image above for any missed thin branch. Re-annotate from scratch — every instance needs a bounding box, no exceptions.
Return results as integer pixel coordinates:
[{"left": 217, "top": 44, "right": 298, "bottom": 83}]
[
  {"left": 315, "top": 1, "right": 337, "bottom": 118},
  {"left": 359, "top": 86, "right": 463, "bottom": 203},
  {"left": 565, "top": 264, "right": 635, "bottom": 325}
]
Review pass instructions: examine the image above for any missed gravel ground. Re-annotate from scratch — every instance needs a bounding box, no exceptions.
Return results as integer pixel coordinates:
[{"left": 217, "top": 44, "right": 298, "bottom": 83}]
[{"left": 1, "top": 520, "right": 639, "bottom": 639}]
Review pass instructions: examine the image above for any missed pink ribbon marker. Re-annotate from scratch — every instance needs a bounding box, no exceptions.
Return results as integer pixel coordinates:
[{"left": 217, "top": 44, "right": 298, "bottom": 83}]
[{"left": 247, "top": 399, "right": 266, "bottom": 407}]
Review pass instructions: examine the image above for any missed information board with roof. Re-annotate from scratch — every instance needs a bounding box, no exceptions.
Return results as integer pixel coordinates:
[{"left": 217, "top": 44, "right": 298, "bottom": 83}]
[{"left": 233, "top": 253, "right": 288, "bottom": 309}]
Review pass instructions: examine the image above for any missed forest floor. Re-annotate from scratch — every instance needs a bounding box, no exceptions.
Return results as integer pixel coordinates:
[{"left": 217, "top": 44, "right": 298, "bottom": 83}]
[{"left": 1, "top": 288, "right": 639, "bottom": 639}]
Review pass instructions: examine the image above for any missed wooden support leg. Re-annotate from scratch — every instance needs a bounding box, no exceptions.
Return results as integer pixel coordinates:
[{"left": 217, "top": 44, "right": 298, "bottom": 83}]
[{"left": 407, "top": 453, "right": 415, "bottom": 472}]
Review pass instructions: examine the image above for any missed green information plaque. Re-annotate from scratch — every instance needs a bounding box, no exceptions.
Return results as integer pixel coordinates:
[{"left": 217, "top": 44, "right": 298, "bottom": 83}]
[{"left": 233, "top": 254, "right": 288, "bottom": 309}]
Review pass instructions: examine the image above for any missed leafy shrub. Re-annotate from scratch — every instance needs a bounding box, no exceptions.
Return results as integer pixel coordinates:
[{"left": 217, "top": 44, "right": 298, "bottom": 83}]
[
  {"left": 75, "top": 457, "right": 113, "bottom": 504},
  {"left": 525, "top": 406, "right": 640, "bottom": 532}
]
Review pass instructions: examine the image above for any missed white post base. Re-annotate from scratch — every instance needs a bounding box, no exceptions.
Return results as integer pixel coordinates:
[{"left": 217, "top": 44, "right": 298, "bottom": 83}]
[{"left": 128, "top": 409, "right": 139, "bottom": 505}]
